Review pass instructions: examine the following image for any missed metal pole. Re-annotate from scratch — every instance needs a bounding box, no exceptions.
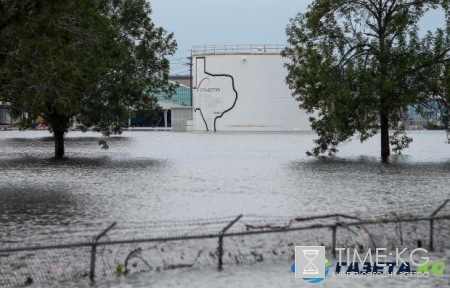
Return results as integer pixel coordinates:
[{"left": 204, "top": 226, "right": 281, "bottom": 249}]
[
  {"left": 89, "top": 244, "right": 97, "bottom": 281},
  {"left": 90, "top": 222, "right": 117, "bottom": 282},
  {"left": 431, "top": 199, "right": 450, "bottom": 218},
  {"left": 332, "top": 225, "right": 337, "bottom": 259},
  {"left": 430, "top": 219, "right": 434, "bottom": 252},
  {"left": 189, "top": 51, "right": 193, "bottom": 107},
  {"left": 218, "top": 236, "right": 224, "bottom": 270},
  {"left": 218, "top": 215, "right": 243, "bottom": 271},
  {"left": 331, "top": 216, "right": 340, "bottom": 258},
  {"left": 429, "top": 199, "right": 449, "bottom": 251},
  {"left": 164, "top": 110, "right": 168, "bottom": 128}
]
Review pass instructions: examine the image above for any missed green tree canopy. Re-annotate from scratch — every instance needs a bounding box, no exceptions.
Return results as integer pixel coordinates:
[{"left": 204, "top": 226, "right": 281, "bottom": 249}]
[
  {"left": 283, "top": 0, "right": 450, "bottom": 160},
  {"left": 0, "top": 0, "right": 176, "bottom": 158}
]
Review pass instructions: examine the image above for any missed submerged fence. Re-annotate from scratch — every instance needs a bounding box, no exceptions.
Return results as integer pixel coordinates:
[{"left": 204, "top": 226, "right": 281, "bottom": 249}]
[{"left": 1, "top": 200, "right": 449, "bottom": 287}]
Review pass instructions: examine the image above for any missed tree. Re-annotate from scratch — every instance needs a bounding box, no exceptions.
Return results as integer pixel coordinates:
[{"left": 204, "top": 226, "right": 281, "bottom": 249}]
[
  {"left": 283, "top": 0, "right": 450, "bottom": 160},
  {"left": 0, "top": 0, "right": 176, "bottom": 158},
  {"left": 0, "top": 1, "right": 56, "bottom": 84}
]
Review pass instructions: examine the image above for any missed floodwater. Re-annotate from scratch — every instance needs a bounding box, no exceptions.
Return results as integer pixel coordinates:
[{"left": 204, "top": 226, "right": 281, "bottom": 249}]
[
  {"left": 86, "top": 257, "right": 450, "bottom": 288},
  {"left": 1, "top": 130, "right": 450, "bottom": 287},
  {"left": 0, "top": 130, "right": 450, "bottom": 243}
]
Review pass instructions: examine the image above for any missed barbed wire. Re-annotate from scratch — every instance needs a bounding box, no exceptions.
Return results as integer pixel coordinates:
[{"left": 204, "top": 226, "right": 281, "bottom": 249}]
[{"left": 1, "top": 202, "right": 449, "bottom": 288}]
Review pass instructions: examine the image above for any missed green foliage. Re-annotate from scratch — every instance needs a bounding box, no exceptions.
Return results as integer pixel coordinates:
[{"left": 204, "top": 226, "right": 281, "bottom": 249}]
[
  {"left": 116, "top": 263, "right": 125, "bottom": 276},
  {"left": 0, "top": 0, "right": 176, "bottom": 156},
  {"left": 283, "top": 0, "right": 450, "bottom": 157}
]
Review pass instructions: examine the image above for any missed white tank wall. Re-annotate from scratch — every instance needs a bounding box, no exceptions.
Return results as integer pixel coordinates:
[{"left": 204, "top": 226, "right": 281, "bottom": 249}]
[{"left": 193, "top": 54, "right": 312, "bottom": 132}]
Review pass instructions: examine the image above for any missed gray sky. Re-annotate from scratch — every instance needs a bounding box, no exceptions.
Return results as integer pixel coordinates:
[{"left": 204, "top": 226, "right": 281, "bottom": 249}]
[{"left": 150, "top": 0, "right": 446, "bottom": 75}]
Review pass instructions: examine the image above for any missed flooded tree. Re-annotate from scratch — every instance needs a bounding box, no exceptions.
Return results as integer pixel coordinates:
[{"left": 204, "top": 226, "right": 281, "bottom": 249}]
[
  {"left": 0, "top": 0, "right": 176, "bottom": 158},
  {"left": 283, "top": 0, "right": 450, "bottom": 160}
]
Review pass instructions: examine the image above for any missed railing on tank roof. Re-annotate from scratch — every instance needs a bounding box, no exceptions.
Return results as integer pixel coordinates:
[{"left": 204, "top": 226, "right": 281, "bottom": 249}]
[{"left": 192, "top": 44, "right": 287, "bottom": 55}]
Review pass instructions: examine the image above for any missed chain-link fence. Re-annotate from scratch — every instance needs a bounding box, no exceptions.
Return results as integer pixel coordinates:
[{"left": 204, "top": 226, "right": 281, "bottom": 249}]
[{"left": 1, "top": 200, "right": 449, "bottom": 287}]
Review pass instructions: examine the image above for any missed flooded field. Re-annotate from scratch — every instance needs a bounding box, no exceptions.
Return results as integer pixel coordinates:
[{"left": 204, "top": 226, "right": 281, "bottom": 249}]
[
  {"left": 0, "top": 130, "right": 450, "bottom": 242},
  {"left": 1, "top": 130, "right": 449, "bottom": 287},
  {"left": 88, "top": 256, "right": 450, "bottom": 288}
]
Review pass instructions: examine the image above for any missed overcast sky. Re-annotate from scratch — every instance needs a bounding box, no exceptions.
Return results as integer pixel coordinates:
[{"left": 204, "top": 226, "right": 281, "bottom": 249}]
[{"left": 150, "top": 0, "right": 446, "bottom": 75}]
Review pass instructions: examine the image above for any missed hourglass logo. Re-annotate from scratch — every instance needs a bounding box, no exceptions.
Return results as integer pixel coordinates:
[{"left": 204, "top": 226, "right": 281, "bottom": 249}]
[{"left": 295, "top": 246, "right": 325, "bottom": 279}]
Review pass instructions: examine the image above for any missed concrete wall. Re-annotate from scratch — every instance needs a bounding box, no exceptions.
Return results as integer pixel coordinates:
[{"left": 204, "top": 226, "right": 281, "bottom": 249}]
[{"left": 172, "top": 107, "right": 193, "bottom": 132}]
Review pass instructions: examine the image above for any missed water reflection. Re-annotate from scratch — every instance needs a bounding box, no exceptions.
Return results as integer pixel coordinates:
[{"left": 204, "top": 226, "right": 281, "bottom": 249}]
[
  {"left": 0, "top": 135, "right": 133, "bottom": 158},
  {"left": 0, "top": 185, "right": 77, "bottom": 244},
  {"left": 0, "top": 185, "right": 76, "bottom": 218},
  {"left": 0, "top": 135, "right": 168, "bottom": 243},
  {"left": 1, "top": 131, "right": 450, "bottom": 243},
  {"left": 288, "top": 156, "right": 450, "bottom": 216},
  {"left": 0, "top": 155, "right": 165, "bottom": 170}
]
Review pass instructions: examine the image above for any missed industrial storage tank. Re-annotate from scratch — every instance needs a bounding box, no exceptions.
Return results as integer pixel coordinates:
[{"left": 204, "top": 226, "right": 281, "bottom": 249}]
[{"left": 192, "top": 45, "right": 312, "bottom": 132}]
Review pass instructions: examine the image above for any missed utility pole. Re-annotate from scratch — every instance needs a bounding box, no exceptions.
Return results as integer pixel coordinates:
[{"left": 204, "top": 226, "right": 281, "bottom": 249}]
[{"left": 189, "top": 50, "right": 193, "bottom": 107}]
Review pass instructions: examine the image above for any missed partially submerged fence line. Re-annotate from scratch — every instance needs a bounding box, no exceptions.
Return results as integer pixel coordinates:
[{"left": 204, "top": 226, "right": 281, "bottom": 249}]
[
  {"left": 89, "top": 222, "right": 117, "bottom": 281},
  {"left": 430, "top": 199, "right": 450, "bottom": 251},
  {"left": 0, "top": 200, "right": 449, "bottom": 287},
  {"left": 218, "top": 215, "right": 243, "bottom": 270},
  {"left": 4, "top": 215, "right": 449, "bottom": 254}
]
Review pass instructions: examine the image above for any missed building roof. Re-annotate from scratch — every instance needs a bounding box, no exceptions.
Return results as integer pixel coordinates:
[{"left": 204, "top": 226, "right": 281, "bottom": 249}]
[
  {"left": 158, "top": 101, "right": 191, "bottom": 110},
  {"left": 192, "top": 44, "right": 287, "bottom": 56},
  {"left": 154, "top": 82, "right": 191, "bottom": 108}
]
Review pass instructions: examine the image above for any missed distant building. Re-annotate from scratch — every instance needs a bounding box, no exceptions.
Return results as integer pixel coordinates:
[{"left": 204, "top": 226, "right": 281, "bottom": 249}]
[
  {"left": 130, "top": 82, "right": 192, "bottom": 129},
  {"left": 154, "top": 83, "right": 191, "bottom": 107},
  {"left": 0, "top": 102, "right": 12, "bottom": 129},
  {"left": 169, "top": 75, "right": 191, "bottom": 88},
  {"left": 405, "top": 100, "right": 445, "bottom": 130}
]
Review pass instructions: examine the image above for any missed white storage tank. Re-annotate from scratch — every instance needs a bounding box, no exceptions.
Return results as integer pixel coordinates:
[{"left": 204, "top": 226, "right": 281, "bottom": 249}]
[{"left": 192, "top": 45, "right": 312, "bottom": 132}]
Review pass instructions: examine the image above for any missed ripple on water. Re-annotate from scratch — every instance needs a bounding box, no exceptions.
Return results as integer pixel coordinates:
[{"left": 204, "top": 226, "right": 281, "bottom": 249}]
[{"left": 0, "top": 130, "right": 450, "bottom": 243}]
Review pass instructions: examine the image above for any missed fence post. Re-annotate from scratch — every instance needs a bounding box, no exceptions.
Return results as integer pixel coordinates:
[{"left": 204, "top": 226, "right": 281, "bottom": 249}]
[
  {"left": 429, "top": 218, "right": 434, "bottom": 252},
  {"left": 90, "top": 222, "right": 117, "bottom": 282},
  {"left": 332, "top": 225, "right": 337, "bottom": 259},
  {"left": 90, "top": 244, "right": 97, "bottom": 281},
  {"left": 332, "top": 216, "right": 340, "bottom": 259},
  {"left": 218, "top": 215, "right": 243, "bottom": 271},
  {"left": 429, "top": 199, "right": 449, "bottom": 252}
]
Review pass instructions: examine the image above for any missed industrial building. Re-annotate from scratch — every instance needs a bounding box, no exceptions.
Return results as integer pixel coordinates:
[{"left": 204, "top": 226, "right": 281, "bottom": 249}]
[
  {"left": 130, "top": 83, "right": 191, "bottom": 130},
  {"left": 189, "top": 45, "right": 445, "bottom": 133},
  {"left": 0, "top": 102, "right": 12, "bottom": 129},
  {"left": 191, "top": 45, "right": 313, "bottom": 132},
  {"left": 405, "top": 101, "right": 446, "bottom": 130},
  {"left": 6, "top": 45, "right": 439, "bottom": 133}
]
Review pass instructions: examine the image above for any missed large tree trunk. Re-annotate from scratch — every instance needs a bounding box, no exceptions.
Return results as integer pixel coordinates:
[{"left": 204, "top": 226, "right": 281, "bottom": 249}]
[
  {"left": 380, "top": 112, "right": 390, "bottom": 160},
  {"left": 54, "top": 129, "right": 65, "bottom": 159}
]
